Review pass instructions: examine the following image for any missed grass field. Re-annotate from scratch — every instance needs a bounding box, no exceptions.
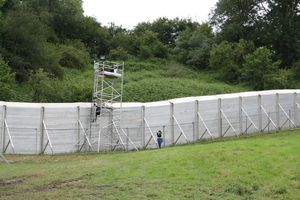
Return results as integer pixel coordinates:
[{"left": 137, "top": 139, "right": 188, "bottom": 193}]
[{"left": 1, "top": 130, "right": 299, "bottom": 199}]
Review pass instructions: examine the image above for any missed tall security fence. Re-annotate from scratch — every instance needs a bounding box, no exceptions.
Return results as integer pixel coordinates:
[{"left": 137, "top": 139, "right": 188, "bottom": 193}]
[{"left": 1, "top": 90, "right": 300, "bottom": 154}]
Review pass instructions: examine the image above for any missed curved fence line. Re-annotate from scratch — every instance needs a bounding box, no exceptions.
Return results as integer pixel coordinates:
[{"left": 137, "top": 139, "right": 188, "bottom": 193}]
[{"left": 1, "top": 89, "right": 300, "bottom": 154}]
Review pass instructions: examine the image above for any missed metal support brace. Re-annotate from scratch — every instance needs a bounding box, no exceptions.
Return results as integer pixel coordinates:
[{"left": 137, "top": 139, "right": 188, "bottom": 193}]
[
  {"left": 261, "top": 105, "right": 277, "bottom": 130},
  {"left": 97, "top": 127, "right": 102, "bottom": 152},
  {"left": 278, "top": 104, "right": 296, "bottom": 128},
  {"left": 111, "top": 121, "right": 125, "bottom": 151},
  {"left": 120, "top": 128, "right": 139, "bottom": 151},
  {"left": 3, "top": 120, "right": 14, "bottom": 153},
  {"left": 144, "top": 118, "right": 158, "bottom": 148},
  {"left": 173, "top": 115, "right": 189, "bottom": 144},
  {"left": 41, "top": 121, "right": 54, "bottom": 154},
  {"left": 241, "top": 107, "right": 259, "bottom": 134},
  {"left": 78, "top": 120, "right": 94, "bottom": 151},
  {"left": 141, "top": 106, "right": 145, "bottom": 148},
  {"left": 197, "top": 112, "right": 213, "bottom": 139},
  {"left": 170, "top": 102, "right": 175, "bottom": 144},
  {"left": 220, "top": 110, "right": 237, "bottom": 137}
]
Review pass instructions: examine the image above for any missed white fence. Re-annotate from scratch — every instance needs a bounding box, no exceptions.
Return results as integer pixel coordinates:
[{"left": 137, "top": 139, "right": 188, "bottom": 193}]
[{"left": 1, "top": 90, "right": 300, "bottom": 154}]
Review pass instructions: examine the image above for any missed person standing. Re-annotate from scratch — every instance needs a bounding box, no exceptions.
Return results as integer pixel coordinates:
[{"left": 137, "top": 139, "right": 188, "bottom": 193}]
[
  {"left": 157, "top": 130, "right": 163, "bottom": 149},
  {"left": 94, "top": 103, "right": 101, "bottom": 121}
]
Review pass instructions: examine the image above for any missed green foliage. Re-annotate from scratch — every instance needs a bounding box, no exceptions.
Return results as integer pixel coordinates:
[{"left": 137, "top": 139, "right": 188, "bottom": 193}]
[
  {"left": 175, "top": 23, "right": 215, "bottom": 68},
  {"left": 0, "top": 7, "right": 54, "bottom": 81},
  {"left": 209, "top": 40, "right": 255, "bottom": 83},
  {"left": 135, "top": 17, "right": 199, "bottom": 48},
  {"left": 211, "top": 0, "right": 300, "bottom": 66},
  {"left": 28, "top": 68, "right": 53, "bottom": 102},
  {"left": 0, "top": 55, "right": 15, "bottom": 100},
  {"left": 123, "top": 61, "right": 247, "bottom": 102},
  {"left": 241, "top": 48, "right": 280, "bottom": 90},
  {"left": 59, "top": 40, "right": 91, "bottom": 70},
  {"left": 292, "top": 59, "right": 300, "bottom": 81},
  {"left": 264, "top": 69, "right": 293, "bottom": 89},
  {"left": 134, "top": 30, "right": 169, "bottom": 59},
  {"left": 108, "top": 47, "right": 129, "bottom": 61}
]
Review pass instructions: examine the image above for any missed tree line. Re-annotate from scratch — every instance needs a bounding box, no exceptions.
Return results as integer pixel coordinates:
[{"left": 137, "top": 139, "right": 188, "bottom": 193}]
[{"left": 0, "top": 0, "right": 299, "bottom": 102}]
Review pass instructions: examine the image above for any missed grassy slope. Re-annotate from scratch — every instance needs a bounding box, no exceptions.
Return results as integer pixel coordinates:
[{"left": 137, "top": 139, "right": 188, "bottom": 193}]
[
  {"left": 123, "top": 62, "right": 248, "bottom": 102},
  {"left": 13, "top": 61, "right": 248, "bottom": 102},
  {"left": 0, "top": 130, "right": 299, "bottom": 199}
]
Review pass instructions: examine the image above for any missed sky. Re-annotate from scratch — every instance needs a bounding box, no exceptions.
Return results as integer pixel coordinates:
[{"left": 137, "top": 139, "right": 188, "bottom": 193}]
[{"left": 82, "top": 0, "right": 218, "bottom": 29}]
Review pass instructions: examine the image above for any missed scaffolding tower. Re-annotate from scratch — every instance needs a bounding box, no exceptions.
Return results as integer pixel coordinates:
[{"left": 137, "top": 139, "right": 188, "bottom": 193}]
[{"left": 91, "top": 60, "right": 125, "bottom": 151}]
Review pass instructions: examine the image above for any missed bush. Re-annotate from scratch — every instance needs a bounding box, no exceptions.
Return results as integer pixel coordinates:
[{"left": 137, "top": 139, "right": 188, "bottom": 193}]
[
  {"left": 108, "top": 46, "right": 130, "bottom": 61},
  {"left": 241, "top": 48, "right": 280, "bottom": 90},
  {"left": 28, "top": 68, "right": 54, "bottom": 102},
  {"left": 59, "top": 40, "right": 91, "bottom": 70},
  {"left": 175, "top": 24, "right": 215, "bottom": 69},
  {"left": 209, "top": 40, "right": 255, "bottom": 83},
  {"left": 264, "top": 69, "right": 293, "bottom": 89},
  {"left": 0, "top": 55, "right": 15, "bottom": 100}
]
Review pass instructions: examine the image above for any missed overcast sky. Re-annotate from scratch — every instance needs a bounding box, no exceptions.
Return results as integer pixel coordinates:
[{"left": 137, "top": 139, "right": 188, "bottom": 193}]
[{"left": 82, "top": 0, "right": 218, "bottom": 29}]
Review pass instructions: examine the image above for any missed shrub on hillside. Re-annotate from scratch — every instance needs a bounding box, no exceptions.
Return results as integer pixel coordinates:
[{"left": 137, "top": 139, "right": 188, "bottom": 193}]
[
  {"left": 241, "top": 48, "right": 280, "bottom": 90},
  {"left": 209, "top": 40, "right": 255, "bottom": 83},
  {"left": 0, "top": 56, "right": 15, "bottom": 100},
  {"left": 59, "top": 40, "right": 91, "bottom": 70}
]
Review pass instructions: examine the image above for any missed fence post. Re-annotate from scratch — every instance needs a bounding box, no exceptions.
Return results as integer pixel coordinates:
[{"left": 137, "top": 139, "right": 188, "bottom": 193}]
[
  {"left": 294, "top": 92, "right": 297, "bottom": 126},
  {"left": 141, "top": 105, "right": 145, "bottom": 148},
  {"left": 109, "top": 111, "right": 113, "bottom": 151},
  {"left": 218, "top": 98, "right": 222, "bottom": 138},
  {"left": 163, "top": 125, "right": 166, "bottom": 147},
  {"left": 77, "top": 106, "right": 80, "bottom": 151},
  {"left": 276, "top": 93, "right": 280, "bottom": 130},
  {"left": 126, "top": 127, "right": 129, "bottom": 151},
  {"left": 40, "top": 106, "right": 45, "bottom": 154},
  {"left": 170, "top": 102, "right": 174, "bottom": 144},
  {"left": 195, "top": 100, "right": 199, "bottom": 141},
  {"left": 239, "top": 96, "right": 243, "bottom": 135},
  {"left": 258, "top": 94, "right": 262, "bottom": 132},
  {"left": 1, "top": 105, "right": 7, "bottom": 153}
]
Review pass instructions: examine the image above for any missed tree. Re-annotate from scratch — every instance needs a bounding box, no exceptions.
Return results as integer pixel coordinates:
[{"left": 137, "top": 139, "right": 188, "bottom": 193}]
[
  {"left": 59, "top": 39, "right": 91, "bottom": 70},
  {"left": 210, "top": 0, "right": 300, "bottom": 66},
  {"left": 241, "top": 47, "right": 280, "bottom": 90},
  {"left": 0, "top": 7, "right": 59, "bottom": 81},
  {"left": 0, "top": 55, "right": 15, "bottom": 100},
  {"left": 135, "top": 18, "right": 199, "bottom": 48},
  {"left": 175, "top": 23, "right": 215, "bottom": 68},
  {"left": 28, "top": 68, "right": 53, "bottom": 102},
  {"left": 209, "top": 39, "right": 255, "bottom": 82}
]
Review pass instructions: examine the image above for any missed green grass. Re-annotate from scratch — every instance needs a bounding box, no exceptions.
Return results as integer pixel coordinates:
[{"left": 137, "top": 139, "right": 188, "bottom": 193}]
[
  {"left": 12, "top": 61, "right": 248, "bottom": 102},
  {"left": 1, "top": 130, "right": 299, "bottom": 199},
  {"left": 123, "top": 61, "right": 248, "bottom": 102}
]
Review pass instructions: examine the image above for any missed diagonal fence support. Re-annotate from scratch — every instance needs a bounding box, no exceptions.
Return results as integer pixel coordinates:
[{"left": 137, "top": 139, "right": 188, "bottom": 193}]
[
  {"left": 220, "top": 110, "right": 237, "bottom": 137},
  {"left": 278, "top": 104, "right": 296, "bottom": 128},
  {"left": 120, "top": 128, "right": 139, "bottom": 151},
  {"left": 78, "top": 120, "right": 94, "bottom": 152},
  {"left": 144, "top": 118, "right": 158, "bottom": 148},
  {"left": 111, "top": 121, "right": 126, "bottom": 151},
  {"left": 3, "top": 120, "right": 14, "bottom": 153},
  {"left": 197, "top": 112, "right": 213, "bottom": 139},
  {"left": 241, "top": 107, "right": 259, "bottom": 134},
  {"left": 40, "top": 121, "right": 54, "bottom": 154},
  {"left": 173, "top": 115, "right": 189, "bottom": 144},
  {"left": 260, "top": 105, "right": 277, "bottom": 131}
]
